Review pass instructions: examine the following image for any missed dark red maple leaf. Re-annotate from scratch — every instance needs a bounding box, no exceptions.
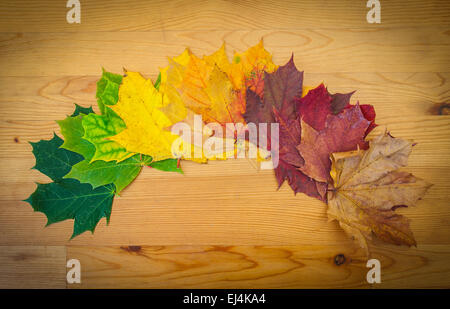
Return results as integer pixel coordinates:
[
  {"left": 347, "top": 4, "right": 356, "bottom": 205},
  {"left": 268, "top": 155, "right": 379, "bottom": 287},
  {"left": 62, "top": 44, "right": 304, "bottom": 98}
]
[
  {"left": 360, "top": 104, "right": 377, "bottom": 135},
  {"left": 297, "top": 105, "right": 371, "bottom": 183},
  {"left": 243, "top": 88, "right": 273, "bottom": 125},
  {"left": 330, "top": 90, "right": 356, "bottom": 115},
  {"left": 264, "top": 55, "right": 303, "bottom": 120},
  {"left": 243, "top": 55, "right": 303, "bottom": 153},
  {"left": 296, "top": 84, "right": 377, "bottom": 135},
  {"left": 295, "top": 83, "right": 332, "bottom": 131},
  {"left": 243, "top": 67, "right": 378, "bottom": 202},
  {"left": 275, "top": 159, "right": 327, "bottom": 201},
  {"left": 329, "top": 87, "right": 377, "bottom": 135},
  {"left": 273, "top": 105, "right": 328, "bottom": 201},
  {"left": 241, "top": 57, "right": 328, "bottom": 200},
  {"left": 243, "top": 55, "right": 303, "bottom": 125},
  {"left": 273, "top": 108, "right": 303, "bottom": 167}
]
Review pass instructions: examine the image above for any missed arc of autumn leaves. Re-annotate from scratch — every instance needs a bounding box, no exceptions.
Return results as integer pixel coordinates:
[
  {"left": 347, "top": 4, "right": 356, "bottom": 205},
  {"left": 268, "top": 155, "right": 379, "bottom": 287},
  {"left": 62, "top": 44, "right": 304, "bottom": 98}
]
[{"left": 25, "top": 40, "right": 431, "bottom": 254}]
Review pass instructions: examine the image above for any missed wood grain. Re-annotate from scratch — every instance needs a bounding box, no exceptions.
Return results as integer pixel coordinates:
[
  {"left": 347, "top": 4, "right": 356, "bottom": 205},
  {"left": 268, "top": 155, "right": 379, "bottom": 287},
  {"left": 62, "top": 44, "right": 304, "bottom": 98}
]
[
  {"left": 0, "top": 72, "right": 448, "bottom": 121},
  {"left": 0, "top": 0, "right": 449, "bottom": 289},
  {"left": 66, "top": 244, "right": 450, "bottom": 288},
  {"left": 0, "top": 119, "right": 448, "bottom": 247},
  {"left": 1, "top": 0, "right": 449, "bottom": 32},
  {"left": 0, "top": 246, "right": 66, "bottom": 288},
  {"left": 1, "top": 28, "right": 449, "bottom": 76}
]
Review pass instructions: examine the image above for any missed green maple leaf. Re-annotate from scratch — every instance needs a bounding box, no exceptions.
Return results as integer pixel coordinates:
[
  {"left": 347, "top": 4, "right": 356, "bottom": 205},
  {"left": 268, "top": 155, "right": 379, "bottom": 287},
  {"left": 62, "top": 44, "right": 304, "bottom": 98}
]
[
  {"left": 25, "top": 179, "right": 115, "bottom": 239},
  {"left": 83, "top": 69, "right": 179, "bottom": 167},
  {"left": 58, "top": 109, "right": 182, "bottom": 194},
  {"left": 30, "top": 133, "right": 83, "bottom": 181},
  {"left": 66, "top": 152, "right": 182, "bottom": 194},
  {"left": 89, "top": 69, "right": 141, "bottom": 162},
  {"left": 149, "top": 158, "right": 182, "bottom": 173},
  {"left": 82, "top": 107, "right": 134, "bottom": 162},
  {"left": 57, "top": 113, "right": 96, "bottom": 160},
  {"left": 96, "top": 68, "right": 123, "bottom": 114},
  {"left": 65, "top": 154, "right": 152, "bottom": 194},
  {"left": 26, "top": 79, "right": 182, "bottom": 238},
  {"left": 25, "top": 133, "right": 115, "bottom": 238},
  {"left": 58, "top": 113, "right": 132, "bottom": 193},
  {"left": 70, "top": 103, "right": 94, "bottom": 117}
]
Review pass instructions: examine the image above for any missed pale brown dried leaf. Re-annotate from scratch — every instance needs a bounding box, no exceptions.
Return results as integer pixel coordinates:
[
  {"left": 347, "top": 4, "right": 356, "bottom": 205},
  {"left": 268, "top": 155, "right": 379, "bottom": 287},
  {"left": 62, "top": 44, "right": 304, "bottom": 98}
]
[{"left": 327, "top": 133, "right": 431, "bottom": 253}]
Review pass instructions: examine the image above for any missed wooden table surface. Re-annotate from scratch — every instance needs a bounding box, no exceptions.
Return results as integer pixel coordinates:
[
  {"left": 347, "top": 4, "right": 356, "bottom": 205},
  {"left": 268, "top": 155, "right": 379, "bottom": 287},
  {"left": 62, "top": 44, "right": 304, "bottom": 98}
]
[{"left": 0, "top": 0, "right": 449, "bottom": 289}]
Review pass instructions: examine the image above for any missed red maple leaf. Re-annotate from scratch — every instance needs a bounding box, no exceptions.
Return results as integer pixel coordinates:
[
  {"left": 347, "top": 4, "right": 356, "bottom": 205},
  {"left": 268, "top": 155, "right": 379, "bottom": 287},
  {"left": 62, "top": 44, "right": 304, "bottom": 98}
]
[
  {"left": 275, "top": 159, "right": 327, "bottom": 201},
  {"left": 297, "top": 105, "right": 371, "bottom": 183},
  {"left": 242, "top": 66, "right": 378, "bottom": 201}
]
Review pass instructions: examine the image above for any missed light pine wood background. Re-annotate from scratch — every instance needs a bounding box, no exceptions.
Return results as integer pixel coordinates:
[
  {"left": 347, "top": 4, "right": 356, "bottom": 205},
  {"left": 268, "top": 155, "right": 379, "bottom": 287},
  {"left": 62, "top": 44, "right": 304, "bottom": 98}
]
[{"left": 0, "top": 0, "right": 449, "bottom": 289}]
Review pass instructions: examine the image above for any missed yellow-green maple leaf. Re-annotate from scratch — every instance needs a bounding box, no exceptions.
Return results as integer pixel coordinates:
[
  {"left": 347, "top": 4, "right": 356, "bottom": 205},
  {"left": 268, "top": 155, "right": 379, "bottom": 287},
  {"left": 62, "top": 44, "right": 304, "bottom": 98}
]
[{"left": 82, "top": 108, "right": 135, "bottom": 162}]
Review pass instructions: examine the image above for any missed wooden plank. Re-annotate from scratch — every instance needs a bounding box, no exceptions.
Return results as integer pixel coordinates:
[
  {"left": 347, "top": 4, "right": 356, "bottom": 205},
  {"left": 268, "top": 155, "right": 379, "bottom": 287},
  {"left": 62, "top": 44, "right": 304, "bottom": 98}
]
[
  {"left": 0, "top": 72, "right": 448, "bottom": 121},
  {"left": 1, "top": 183, "right": 447, "bottom": 246},
  {"left": 0, "top": 72, "right": 448, "bottom": 246},
  {"left": 0, "top": 114, "right": 448, "bottom": 161},
  {"left": 66, "top": 244, "right": 450, "bottom": 288},
  {"left": 0, "top": 27, "right": 449, "bottom": 76},
  {"left": 0, "top": 246, "right": 66, "bottom": 288},
  {"left": 2, "top": 196, "right": 448, "bottom": 247},
  {"left": 0, "top": 0, "right": 449, "bottom": 32},
  {"left": 1, "top": 143, "right": 448, "bottom": 246},
  {"left": 0, "top": 0, "right": 449, "bottom": 290}
]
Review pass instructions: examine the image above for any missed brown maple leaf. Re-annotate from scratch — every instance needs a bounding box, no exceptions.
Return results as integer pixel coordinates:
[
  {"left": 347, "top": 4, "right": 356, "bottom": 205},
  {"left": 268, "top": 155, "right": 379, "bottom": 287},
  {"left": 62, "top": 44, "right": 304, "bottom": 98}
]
[{"left": 327, "top": 133, "right": 431, "bottom": 252}]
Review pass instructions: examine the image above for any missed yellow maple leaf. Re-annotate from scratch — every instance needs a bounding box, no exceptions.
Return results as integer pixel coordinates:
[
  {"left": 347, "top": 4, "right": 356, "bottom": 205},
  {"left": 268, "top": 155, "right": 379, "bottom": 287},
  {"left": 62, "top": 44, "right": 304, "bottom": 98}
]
[
  {"left": 109, "top": 71, "right": 180, "bottom": 162},
  {"left": 153, "top": 42, "right": 279, "bottom": 162},
  {"left": 178, "top": 53, "right": 214, "bottom": 120},
  {"left": 158, "top": 41, "right": 279, "bottom": 130},
  {"left": 203, "top": 43, "right": 230, "bottom": 74},
  {"left": 230, "top": 39, "right": 277, "bottom": 90},
  {"left": 110, "top": 70, "right": 229, "bottom": 163},
  {"left": 159, "top": 48, "right": 191, "bottom": 91},
  {"left": 176, "top": 41, "right": 278, "bottom": 125},
  {"left": 158, "top": 48, "right": 191, "bottom": 124}
]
